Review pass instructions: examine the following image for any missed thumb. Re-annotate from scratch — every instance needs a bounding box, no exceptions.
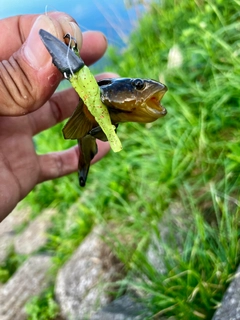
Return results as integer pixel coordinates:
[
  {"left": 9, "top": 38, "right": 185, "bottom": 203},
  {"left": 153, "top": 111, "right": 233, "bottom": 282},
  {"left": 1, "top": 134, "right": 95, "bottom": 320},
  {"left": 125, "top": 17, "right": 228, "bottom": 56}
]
[{"left": 0, "top": 13, "right": 82, "bottom": 116}]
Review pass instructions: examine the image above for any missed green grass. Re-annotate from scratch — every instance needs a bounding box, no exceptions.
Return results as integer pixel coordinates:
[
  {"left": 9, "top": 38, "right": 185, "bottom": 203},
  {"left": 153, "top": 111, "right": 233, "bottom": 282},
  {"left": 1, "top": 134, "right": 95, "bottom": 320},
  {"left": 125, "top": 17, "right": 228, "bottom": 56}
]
[
  {"left": 17, "top": 0, "right": 240, "bottom": 318},
  {"left": 25, "top": 287, "right": 59, "bottom": 320},
  {"left": 0, "top": 249, "right": 27, "bottom": 283}
]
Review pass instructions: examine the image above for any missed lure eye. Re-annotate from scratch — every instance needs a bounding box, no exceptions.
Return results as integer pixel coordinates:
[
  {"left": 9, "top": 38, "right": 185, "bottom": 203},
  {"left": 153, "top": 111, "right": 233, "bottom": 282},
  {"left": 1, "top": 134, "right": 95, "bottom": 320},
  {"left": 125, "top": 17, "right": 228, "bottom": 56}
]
[{"left": 132, "top": 78, "right": 145, "bottom": 90}]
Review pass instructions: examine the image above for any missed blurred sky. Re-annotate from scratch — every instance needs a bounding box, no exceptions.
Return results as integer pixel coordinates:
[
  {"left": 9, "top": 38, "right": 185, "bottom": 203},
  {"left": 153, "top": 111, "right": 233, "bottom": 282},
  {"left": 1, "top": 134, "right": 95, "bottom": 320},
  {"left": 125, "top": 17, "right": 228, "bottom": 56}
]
[{"left": 0, "top": 0, "right": 145, "bottom": 47}]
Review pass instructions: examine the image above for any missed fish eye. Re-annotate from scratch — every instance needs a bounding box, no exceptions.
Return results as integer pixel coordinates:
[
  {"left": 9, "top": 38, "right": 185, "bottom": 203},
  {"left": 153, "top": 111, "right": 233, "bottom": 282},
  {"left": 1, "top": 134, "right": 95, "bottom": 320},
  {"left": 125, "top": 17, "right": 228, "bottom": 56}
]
[{"left": 132, "top": 78, "right": 145, "bottom": 90}]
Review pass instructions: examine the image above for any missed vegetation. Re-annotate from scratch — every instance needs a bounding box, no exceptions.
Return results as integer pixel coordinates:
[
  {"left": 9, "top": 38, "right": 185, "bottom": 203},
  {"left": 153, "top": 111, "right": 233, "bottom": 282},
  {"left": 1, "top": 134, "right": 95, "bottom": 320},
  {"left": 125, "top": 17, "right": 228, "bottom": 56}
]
[
  {"left": 25, "top": 287, "right": 59, "bottom": 320},
  {"left": 2, "top": 0, "right": 240, "bottom": 319},
  {"left": 107, "top": 1, "right": 240, "bottom": 318},
  {"left": 0, "top": 249, "right": 27, "bottom": 283}
]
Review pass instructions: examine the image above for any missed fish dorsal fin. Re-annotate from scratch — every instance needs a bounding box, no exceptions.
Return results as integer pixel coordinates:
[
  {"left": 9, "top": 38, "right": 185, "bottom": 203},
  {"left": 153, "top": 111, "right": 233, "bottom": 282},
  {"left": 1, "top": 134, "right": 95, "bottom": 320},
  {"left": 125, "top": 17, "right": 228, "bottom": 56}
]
[{"left": 62, "top": 99, "right": 93, "bottom": 139}]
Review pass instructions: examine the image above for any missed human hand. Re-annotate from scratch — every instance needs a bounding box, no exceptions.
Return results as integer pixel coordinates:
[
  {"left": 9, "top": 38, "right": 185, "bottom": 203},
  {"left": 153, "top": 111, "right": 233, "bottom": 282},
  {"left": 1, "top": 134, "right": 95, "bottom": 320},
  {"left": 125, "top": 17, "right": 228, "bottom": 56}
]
[{"left": 0, "top": 12, "right": 116, "bottom": 221}]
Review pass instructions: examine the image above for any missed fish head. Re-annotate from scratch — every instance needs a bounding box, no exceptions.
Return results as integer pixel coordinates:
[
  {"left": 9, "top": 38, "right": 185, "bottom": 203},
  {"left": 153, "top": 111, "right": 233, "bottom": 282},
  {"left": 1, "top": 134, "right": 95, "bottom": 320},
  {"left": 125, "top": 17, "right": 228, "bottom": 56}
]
[{"left": 99, "top": 78, "right": 168, "bottom": 123}]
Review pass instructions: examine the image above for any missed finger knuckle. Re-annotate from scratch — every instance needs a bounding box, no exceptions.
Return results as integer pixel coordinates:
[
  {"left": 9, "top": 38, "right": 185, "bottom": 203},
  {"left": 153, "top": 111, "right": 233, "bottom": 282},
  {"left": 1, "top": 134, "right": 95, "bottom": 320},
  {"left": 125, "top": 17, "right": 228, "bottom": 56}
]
[{"left": 0, "top": 56, "right": 36, "bottom": 115}]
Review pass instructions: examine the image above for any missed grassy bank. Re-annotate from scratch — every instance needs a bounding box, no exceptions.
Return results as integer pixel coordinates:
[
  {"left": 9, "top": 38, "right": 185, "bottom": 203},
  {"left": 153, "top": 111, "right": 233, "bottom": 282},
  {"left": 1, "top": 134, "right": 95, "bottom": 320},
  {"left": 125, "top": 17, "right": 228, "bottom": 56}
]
[
  {"left": 5, "top": 0, "right": 240, "bottom": 319},
  {"left": 104, "top": 1, "right": 240, "bottom": 318}
]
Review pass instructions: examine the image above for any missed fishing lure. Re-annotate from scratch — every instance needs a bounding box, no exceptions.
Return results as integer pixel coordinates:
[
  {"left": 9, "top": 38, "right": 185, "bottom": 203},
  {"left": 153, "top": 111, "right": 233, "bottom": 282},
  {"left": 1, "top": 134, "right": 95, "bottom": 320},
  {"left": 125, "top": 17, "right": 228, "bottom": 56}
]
[{"left": 39, "top": 29, "right": 122, "bottom": 153}]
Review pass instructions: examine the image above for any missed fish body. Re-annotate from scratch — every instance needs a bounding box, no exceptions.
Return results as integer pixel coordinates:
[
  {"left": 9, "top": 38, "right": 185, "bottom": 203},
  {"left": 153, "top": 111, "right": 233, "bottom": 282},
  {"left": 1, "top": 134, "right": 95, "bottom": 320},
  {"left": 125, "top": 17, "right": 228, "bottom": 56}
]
[
  {"left": 63, "top": 77, "right": 167, "bottom": 186},
  {"left": 39, "top": 30, "right": 168, "bottom": 187}
]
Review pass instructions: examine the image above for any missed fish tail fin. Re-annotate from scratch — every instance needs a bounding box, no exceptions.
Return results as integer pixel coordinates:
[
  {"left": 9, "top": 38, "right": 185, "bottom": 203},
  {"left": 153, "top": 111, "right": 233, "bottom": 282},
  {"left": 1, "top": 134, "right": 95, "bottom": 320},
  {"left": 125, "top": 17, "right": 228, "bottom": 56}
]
[{"left": 78, "top": 135, "right": 98, "bottom": 187}]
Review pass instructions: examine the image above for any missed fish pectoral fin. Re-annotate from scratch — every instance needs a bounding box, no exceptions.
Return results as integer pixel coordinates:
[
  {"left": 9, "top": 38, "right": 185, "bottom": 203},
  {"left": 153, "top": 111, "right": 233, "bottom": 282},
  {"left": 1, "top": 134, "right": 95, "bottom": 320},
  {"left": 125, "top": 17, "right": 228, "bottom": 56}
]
[
  {"left": 88, "top": 124, "right": 119, "bottom": 142},
  {"left": 89, "top": 126, "right": 108, "bottom": 141},
  {"left": 78, "top": 135, "right": 98, "bottom": 187},
  {"left": 63, "top": 99, "right": 93, "bottom": 139}
]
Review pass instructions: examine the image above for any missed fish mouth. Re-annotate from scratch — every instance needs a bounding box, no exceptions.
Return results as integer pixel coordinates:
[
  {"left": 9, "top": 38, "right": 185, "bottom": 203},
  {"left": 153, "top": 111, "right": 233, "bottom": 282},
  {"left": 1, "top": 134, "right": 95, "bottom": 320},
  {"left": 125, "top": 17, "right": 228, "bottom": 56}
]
[{"left": 145, "top": 88, "right": 168, "bottom": 118}]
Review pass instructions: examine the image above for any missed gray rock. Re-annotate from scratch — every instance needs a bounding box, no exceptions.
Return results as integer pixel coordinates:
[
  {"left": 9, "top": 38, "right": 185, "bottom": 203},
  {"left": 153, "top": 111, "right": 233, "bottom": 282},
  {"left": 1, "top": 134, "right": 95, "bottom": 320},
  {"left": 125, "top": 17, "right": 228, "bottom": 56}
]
[
  {"left": 0, "top": 255, "right": 52, "bottom": 320},
  {"left": 14, "top": 208, "right": 56, "bottom": 255},
  {"left": 0, "top": 234, "right": 14, "bottom": 264},
  {"left": 55, "top": 227, "right": 124, "bottom": 320},
  {"left": 0, "top": 206, "right": 31, "bottom": 263},
  {"left": 90, "top": 295, "right": 149, "bottom": 320},
  {"left": 212, "top": 264, "right": 240, "bottom": 320},
  {"left": 0, "top": 205, "right": 31, "bottom": 236}
]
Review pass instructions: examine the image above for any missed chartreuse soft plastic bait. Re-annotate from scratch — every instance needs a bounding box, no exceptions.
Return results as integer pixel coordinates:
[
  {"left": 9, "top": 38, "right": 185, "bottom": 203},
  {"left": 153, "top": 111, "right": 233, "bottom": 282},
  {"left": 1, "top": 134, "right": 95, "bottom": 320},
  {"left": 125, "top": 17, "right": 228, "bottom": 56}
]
[{"left": 39, "top": 29, "right": 122, "bottom": 153}]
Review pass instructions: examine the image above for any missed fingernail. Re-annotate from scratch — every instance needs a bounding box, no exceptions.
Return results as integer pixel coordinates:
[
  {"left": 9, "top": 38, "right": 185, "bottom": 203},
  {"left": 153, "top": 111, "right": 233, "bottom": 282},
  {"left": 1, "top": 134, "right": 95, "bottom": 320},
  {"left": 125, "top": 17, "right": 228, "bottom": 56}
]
[
  {"left": 23, "top": 15, "right": 55, "bottom": 69},
  {"left": 23, "top": 15, "right": 56, "bottom": 69},
  {"left": 23, "top": 14, "right": 82, "bottom": 70}
]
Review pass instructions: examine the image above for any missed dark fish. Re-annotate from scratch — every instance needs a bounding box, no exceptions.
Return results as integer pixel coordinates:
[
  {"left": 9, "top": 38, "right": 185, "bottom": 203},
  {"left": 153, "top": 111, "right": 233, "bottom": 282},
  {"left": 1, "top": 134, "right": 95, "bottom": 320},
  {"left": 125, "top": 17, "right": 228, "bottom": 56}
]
[
  {"left": 63, "top": 78, "right": 167, "bottom": 186},
  {"left": 39, "top": 29, "right": 168, "bottom": 187}
]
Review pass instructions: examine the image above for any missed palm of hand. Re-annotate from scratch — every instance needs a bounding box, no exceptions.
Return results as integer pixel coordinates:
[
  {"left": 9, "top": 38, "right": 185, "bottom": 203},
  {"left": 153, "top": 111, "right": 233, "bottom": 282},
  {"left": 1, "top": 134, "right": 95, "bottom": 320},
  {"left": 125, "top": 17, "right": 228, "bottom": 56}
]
[
  {"left": 0, "top": 115, "right": 42, "bottom": 209},
  {"left": 0, "top": 92, "right": 81, "bottom": 218},
  {"left": 0, "top": 89, "right": 111, "bottom": 219}
]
